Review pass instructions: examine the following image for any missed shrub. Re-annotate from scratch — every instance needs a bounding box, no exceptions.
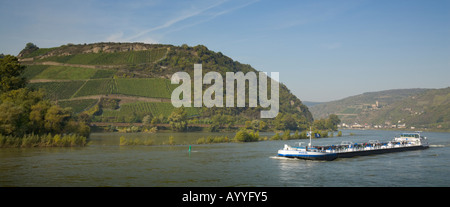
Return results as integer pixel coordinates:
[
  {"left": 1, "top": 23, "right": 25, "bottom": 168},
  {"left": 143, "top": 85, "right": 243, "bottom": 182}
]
[
  {"left": 168, "top": 136, "right": 175, "bottom": 145},
  {"left": 270, "top": 132, "right": 281, "bottom": 140},
  {"left": 234, "top": 129, "right": 259, "bottom": 142},
  {"left": 197, "top": 137, "right": 206, "bottom": 144},
  {"left": 0, "top": 133, "right": 87, "bottom": 148}
]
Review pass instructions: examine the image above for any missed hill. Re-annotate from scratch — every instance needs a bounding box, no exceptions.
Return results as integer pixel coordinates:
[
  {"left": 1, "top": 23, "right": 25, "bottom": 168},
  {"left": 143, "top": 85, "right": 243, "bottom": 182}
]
[
  {"left": 365, "top": 87, "right": 450, "bottom": 130},
  {"left": 302, "top": 101, "right": 324, "bottom": 107},
  {"left": 310, "top": 88, "right": 450, "bottom": 130},
  {"left": 18, "top": 42, "right": 313, "bottom": 130}
]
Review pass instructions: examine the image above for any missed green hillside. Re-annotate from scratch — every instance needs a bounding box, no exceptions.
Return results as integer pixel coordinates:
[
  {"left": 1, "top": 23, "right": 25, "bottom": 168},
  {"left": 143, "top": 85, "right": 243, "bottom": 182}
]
[
  {"left": 365, "top": 87, "right": 450, "bottom": 130},
  {"left": 310, "top": 88, "right": 450, "bottom": 130},
  {"left": 19, "top": 42, "right": 313, "bottom": 129}
]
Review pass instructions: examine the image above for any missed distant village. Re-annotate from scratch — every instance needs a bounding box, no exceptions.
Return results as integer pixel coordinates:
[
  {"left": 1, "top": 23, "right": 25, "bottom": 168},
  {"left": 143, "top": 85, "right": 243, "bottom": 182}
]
[
  {"left": 337, "top": 100, "right": 419, "bottom": 130},
  {"left": 339, "top": 122, "right": 415, "bottom": 130}
]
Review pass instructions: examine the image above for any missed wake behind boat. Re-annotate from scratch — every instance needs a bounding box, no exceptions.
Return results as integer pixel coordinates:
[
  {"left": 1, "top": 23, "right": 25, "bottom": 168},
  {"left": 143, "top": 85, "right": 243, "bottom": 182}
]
[{"left": 277, "top": 130, "right": 429, "bottom": 161}]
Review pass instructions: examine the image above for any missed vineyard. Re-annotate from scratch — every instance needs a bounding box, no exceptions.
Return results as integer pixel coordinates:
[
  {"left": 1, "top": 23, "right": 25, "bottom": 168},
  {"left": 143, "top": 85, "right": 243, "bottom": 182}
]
[
  {"left": 36, "top": 48, "right": 168, "bottom": 65},
  {"left": 27, "top": 77, "right": 179, "bottom": 101},
  {"left": 18, "top": 42, "right": 314, "bottom": 127},
  {"left": 99, "top": 102, "right": 200, "bottom": 122},
  {"left": 21, "top": 65, "right": 50, "bottom": 79},
  {"left": 73, "top": 79, "right": 116, "bottom": 97},
  {"left": 28, "top": 81, "right": 85, "bottom": 100},
  {"left": 115, "top": 78, "right": 177, "bottom": 98},
  {"left": 58, "top": 99, "right": 98, "bottom": 113},
  {"left": 33, "top": 65, "right": 98, "bottom": 80},
  {"left": 23, "top": 65, "right": 116, "bottom": 80},
  {"left": 26, "top": 75, "right": 189, "bottom": 124},
  {"left": 120, "top": 102, "right": 199, "bottom": 117}
]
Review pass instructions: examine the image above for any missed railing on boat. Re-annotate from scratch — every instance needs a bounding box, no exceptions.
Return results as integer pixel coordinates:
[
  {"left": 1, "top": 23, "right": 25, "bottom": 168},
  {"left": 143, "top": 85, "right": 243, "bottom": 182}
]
[{"left": 310, "top": 140, "right": 420, "bottom": 154}]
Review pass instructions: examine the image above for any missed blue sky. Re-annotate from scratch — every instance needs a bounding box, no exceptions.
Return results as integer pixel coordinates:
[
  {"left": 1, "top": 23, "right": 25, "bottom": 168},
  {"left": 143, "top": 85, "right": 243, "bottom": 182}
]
[{"left": 1, "top": 0, "right": 449, "bottom": 102}]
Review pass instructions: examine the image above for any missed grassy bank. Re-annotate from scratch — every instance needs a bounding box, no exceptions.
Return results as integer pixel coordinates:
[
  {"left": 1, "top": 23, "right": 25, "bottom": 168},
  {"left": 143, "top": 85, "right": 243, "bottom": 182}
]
[
  {"left": 0, "top": 134, "right": 88, "bottom": 148},
  {"left": 119, "top": 129, "right": 271, "bottom": 146}
]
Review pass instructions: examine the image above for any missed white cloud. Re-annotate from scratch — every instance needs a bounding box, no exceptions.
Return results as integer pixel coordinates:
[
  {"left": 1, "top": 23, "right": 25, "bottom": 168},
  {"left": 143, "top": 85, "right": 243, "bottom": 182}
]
[
  {"left": 125, "top": 0, "right": 228, "bottom": 42},
  {"left": 122, "top": 0, "right": 260, "bottom": 42}
]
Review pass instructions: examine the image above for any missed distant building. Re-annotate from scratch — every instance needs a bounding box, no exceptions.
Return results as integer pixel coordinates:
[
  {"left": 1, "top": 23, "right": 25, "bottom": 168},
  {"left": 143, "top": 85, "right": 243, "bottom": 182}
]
[
  {"left": 351, "top": 123, "right": 364, "bottom": 129},
  {"left": 371, "top": 101, "right": 380, "bottom": 109}
]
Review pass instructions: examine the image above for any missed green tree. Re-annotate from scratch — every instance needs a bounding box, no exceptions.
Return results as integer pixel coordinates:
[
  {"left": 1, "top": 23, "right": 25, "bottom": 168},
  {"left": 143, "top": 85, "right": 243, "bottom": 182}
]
[
  {"left": 209, "top": 114, "right": 230, "bottom": 131},
  {"left": 244, "top": 120, "right": 252, "bottom": 129},
  {"left": 142, "top": 114, "right": 152, "bottom": 125},
  {"left": 313, "top": 119, "right": 327, "bottom": 130},
  {"left": 274, "top": 113, "right": 302, "bottom": 130},
  {"left": 274, "top": 113, "right": 286, "bottom": 130},
  {"left": 0, "top": 55, "right": 27, "bottom": 93},
  {"left": 0, "top": 55, "right": 91, "bottom": 142},
  {"left": 44, "top": 105, "right": 71, "bottom": 134},
  {"left": 19, "top": 42, "right": 39, "bottom": 56},
  {"left": 327, "top": 114, "right": 341, "bottom": 131},
  {"left": 282, "top": 130, "right": 291, "bottom": 140},
  {"left": 29, "top": 100, "right": 52, "bottom": 134},
  {"left": 64, "top": 119, "right": 91, "bottom": 138},
  {"left": 0, "top": 102, "right": 24, "bottom": 136},
  {"left": 151, "top": 116, "right": 160, "bottom": 124},
  {"left": 283, "top": 114, "right": 298, "bottom": 130},
  {"left": 234, "top": 128, "right": 258, "bottom": 142},
  {"left": 259, "top": 120, "right": 267, "bottom": 131},
  {"left": 168, "top": 135, "right": 175, "bottom": 145},
  {"left": 0, "top": 88, "right": 44, "bottom": 137},
  {"left": 168, "top": 106, "right": 188, "bottom": 131}
]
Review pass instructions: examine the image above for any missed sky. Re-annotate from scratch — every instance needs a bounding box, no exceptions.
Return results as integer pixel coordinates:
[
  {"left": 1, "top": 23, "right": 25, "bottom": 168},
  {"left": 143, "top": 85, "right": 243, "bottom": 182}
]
[{"left": 1, "top": 0, "right": 449, "bottom": 102}]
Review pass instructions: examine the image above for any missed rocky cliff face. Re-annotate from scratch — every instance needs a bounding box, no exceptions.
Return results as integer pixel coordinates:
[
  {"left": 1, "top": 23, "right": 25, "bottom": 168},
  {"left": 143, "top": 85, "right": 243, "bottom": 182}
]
[{"left": 18, "top": 42, "right": 166, "bottom": 59}]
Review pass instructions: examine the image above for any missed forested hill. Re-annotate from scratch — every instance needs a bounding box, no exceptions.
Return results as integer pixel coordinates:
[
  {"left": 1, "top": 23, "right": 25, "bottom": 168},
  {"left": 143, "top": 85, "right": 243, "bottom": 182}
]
[
  {"left": 18, "top": 42, "right": 313, "bottom": 130},
  {"left": 310, "top": 88, "right": 450, "bottom": 130}
]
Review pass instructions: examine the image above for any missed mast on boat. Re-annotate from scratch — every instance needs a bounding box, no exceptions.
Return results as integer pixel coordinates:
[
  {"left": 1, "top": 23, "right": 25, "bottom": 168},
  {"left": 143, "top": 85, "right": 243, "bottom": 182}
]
[{"left": 308, "top": 127, "right": 312, "bottom": 148}]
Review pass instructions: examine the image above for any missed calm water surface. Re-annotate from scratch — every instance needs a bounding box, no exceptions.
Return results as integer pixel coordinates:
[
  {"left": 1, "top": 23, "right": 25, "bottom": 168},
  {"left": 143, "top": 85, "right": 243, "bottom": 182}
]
[{"left": 0, "top": 130, "right": 449, "bottom": 186}]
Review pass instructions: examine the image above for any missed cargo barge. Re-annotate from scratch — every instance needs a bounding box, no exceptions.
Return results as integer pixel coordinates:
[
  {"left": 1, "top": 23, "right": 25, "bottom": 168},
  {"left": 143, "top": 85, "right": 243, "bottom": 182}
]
[{"left": 277, "top": 131, "right": 429, "bottom": 161}]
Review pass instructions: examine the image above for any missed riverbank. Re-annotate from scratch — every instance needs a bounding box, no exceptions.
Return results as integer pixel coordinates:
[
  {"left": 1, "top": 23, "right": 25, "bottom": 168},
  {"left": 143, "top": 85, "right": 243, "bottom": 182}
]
[
  {"left": 340, "top": 127, "right": 450, "bottom": 133},
  {"left": 0, "top": 133, "right": 87, "bottom": 148}
]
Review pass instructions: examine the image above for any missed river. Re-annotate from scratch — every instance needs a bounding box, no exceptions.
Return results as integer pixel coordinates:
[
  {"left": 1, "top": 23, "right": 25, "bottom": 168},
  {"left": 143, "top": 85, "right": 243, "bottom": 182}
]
[{"left": 0, "top": 129, "right": 449, "bottom": 187}]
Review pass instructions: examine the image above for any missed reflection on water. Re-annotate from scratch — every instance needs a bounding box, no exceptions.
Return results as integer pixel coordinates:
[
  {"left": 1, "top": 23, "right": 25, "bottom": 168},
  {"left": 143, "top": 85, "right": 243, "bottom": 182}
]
[{"left": 0, "top": 130, "right": 449, "bottom": 186}]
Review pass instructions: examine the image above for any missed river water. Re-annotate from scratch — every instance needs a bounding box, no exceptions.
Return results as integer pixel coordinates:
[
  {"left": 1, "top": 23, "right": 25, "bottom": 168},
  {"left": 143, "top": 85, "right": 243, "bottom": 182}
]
[{"left": 0, "top": 129, "right": 449, "bottom": 187}]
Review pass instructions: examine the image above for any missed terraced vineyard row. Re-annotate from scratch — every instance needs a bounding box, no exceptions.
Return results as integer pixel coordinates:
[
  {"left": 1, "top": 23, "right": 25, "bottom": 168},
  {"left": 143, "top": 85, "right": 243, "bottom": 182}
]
[
  {"left": 23, "top": 65, "right": 115, "bottom": 80},
  {"left": 99, "top": 102, "right": 200, "bottom": 122},
  {"left": 36, "top": 48, "right": 167, "bottom": 65},
  {"left": 28, "top": 77, "right": 178, "bottom": 100},
  {"left": 115, "top": 78, "right": 177, "bottom": 99},
  {"left": 28, "top": 81, "right": 85, "bottom": 100},
  {"left": 120, "top": 102, "right": 199, "bottom": 117},
  {"left": 58, "top": 99, "right": 98, "bottom": 113},
  {"left": 73, "top": 79, "right": 116, "bottom": 97}
]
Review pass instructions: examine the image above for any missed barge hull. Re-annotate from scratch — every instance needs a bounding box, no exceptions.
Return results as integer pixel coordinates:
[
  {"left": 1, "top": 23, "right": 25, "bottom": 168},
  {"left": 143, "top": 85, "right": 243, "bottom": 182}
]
[
  {"left": 337, "top": 145, "right": 429, "bottom": 159},
  {"left": 278, "top": 153, "right": 338, "bottom": 161}
]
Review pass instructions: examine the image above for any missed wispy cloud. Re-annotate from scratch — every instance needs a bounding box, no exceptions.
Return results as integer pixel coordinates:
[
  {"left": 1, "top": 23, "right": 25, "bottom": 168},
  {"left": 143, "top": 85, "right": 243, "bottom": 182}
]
[
  {"left": 106, "top": 32, "right": 124, "bottom": 42},
  {"left": 123, "top": 0, "right": 228, "bottom": 42},
  {"left": 162, "top": 0, "right": 260, "bottom": 35},
  {"left": 108, "top": 0, "right": 260, "bottom": 43}
]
